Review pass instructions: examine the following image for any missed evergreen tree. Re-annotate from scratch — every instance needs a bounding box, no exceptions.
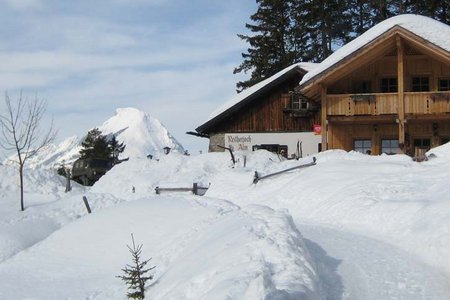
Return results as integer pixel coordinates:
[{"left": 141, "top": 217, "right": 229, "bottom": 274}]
[
  {"left": 234, "top": 0, "right": 296, "bottom": 91},
  {"left": 300, "top": 0, "right": 352, "bottom": 62},
  {"left": 347, "top": 0, "right": 377, "bottom": 36},
  {"left": 109, "top": 135, "right": 126, "bottom": 163},
  {"left": 79, "top": 128, "right": 109, "bottom": 159},
  {"left": 79, "top": 128, "right": 123, "bottom": 160},
  {"left": 408, "top": 0, "right": 449, "bottom": 24},
  {"left": 235, "top": 0, "right": 351, "bottom": 90},
  {"left": 117, "top": 234, "right": 155, "bottom": 300}
]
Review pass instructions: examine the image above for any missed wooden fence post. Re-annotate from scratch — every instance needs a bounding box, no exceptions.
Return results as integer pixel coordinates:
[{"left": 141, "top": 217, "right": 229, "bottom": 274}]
[
  {"left": 82, "top": 196, "right": 92, "bottom": 214},
  {"left": 193, "top": 182, "right": 198, "bottom": 195}
]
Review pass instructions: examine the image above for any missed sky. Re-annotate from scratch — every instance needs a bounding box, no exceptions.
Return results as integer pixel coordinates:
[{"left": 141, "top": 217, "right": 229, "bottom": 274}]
[{"left": 0, "top": 0, "right": 257, "bottom": 154}]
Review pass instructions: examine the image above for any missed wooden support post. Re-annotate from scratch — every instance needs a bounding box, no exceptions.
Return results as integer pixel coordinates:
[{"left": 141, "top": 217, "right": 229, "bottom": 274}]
[
  {"left": 397, "top": 36, "right": 406, "bottom": 152},
  {"left": 217, "top": 145, "right": 236, "bottom": 166},
  {"left": 193, "top": 182, "right": 198, "bottom": 195},
  {"left": 65, "top": 168, "right": 72, "bottom": 193},
  {"left": 320, "top": 84, "right": 328, "bottom": 151},
  {"left": 82, "top": 196, "right": 92, "bottom": 214}
]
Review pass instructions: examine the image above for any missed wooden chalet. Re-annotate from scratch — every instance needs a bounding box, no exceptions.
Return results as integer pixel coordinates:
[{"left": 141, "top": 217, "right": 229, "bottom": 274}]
[
  {"left": 194, "top": 62, "right": 320, "bottom": 157},
  {"left": 299, "top": 14, "right": 450, "bottom": 156}
]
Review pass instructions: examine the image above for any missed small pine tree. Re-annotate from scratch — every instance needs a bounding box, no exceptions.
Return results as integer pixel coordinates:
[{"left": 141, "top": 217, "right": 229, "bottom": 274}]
[
  {"left": 117, "top": 234, "right": 155, "bottom": 300},
  {"left": 79, "top": 128, "right": 107, "bottom": 159}
]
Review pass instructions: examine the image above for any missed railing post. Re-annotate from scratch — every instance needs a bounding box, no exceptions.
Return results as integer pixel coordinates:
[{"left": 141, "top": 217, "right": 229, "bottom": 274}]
[
  {"left": 193, "top": 182, "right": 198, "bottom": 195},
  {"left": 82, "top": 196, "right": 92, "bottom": 214}
]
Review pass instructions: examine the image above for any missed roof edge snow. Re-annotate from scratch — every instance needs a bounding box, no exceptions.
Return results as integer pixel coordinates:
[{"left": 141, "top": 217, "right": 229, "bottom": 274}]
[{"left": 299, "top": 14, "right": 450, "bottom": 89}]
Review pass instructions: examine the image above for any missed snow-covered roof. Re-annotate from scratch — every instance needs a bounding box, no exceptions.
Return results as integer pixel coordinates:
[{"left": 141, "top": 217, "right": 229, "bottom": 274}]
[
  {"left": 300, "top": 14, "right": 450, "bottom": 87},
  {"left": 198, "top": 62, "right": 317, "bottom": 131}
]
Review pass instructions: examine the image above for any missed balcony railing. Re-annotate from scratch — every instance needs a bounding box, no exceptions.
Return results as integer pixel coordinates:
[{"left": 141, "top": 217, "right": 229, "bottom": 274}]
[{"left": 326, "top": 91, "right": 450, "bottom": 116}]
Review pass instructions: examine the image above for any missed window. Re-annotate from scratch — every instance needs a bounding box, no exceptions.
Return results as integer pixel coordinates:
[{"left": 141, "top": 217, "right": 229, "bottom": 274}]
[
  {"left": 354, "top": 139, "right": 372, "bottom": 154},
  {"left": 290, "top": 93, "right": 309, "bottom": 110},
  {"left": 438, "top": 78, "right": 450, "bottom": 91},
  {"left": 252, "top": 144, "right": 288, "bottom": 158},
  {"left": 414, "top": 138, "right": 430, "bottom": 148},
  {"left": 413, "top": 138, "right": 431, "bottom": 157},
  {"left": 353, "top": 80, "right": 372, "bottom": 93},
  {"left": 291, "top": 93, "right": 300, "bottom": 110},
  {"left": 381, "top": 78, "right": 397, "bottom": 92},
  {"left": 381, "top": 139, "right": 400, "bottom": 155},
  {"left": 412, "top": 77, "right": 429, "bottom": 92}
]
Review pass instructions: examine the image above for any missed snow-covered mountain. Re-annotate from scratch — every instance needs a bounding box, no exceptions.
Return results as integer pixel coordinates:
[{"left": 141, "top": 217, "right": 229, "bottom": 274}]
[{"left": 22, "top": 107, "right": 184, "bottom": 168}]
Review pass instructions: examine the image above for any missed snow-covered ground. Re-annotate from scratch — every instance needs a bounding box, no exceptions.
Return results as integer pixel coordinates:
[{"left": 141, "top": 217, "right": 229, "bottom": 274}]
[
  {"left": 0, "top": 152, "right": 322, "bottom": 299},
  {"left": 2, "top": 112, "right": 450, "bottom": 298}
]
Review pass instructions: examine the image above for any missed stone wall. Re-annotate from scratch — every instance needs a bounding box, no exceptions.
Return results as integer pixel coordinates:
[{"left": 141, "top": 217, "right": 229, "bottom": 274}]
[{"left": 208, "top": 133, "right": 225, "bottom": 152}]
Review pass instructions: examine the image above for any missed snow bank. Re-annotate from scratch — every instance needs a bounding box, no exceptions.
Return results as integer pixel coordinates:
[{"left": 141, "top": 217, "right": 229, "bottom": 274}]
[
  {"left": 0, "top": 197, "right": 321, "bottom": 299},
  {"left": 207, "top": 150, "right": 450, "bottom": 275}
]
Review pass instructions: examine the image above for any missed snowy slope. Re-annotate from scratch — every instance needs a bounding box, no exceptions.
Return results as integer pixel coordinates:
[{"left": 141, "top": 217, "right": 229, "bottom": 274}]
[
  {"left": 20, "top": 107, "right": 184, "bottom": 168},
  {"left": 0, "top": 152, "right": 322, "bottom": 299},
  {"left": 0, "top": 198, "right": 321, "bottom": 299},
  {"left": 2, "top": 145, "right": 450, "bottom": 298}
]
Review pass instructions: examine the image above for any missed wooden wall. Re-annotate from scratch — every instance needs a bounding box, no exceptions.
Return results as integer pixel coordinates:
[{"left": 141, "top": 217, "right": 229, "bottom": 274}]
[
  {"left": 330, "top": 123, "right": 398, "bottom": 154},
  {"left": 213, "top": 77, "right": 320, "bottom": 133},
  {"left": 328, "top": 49, "right": 450, "bottom": 95},
  {"left": 329, "top": 120, "right": 450, "bottom": 155}
]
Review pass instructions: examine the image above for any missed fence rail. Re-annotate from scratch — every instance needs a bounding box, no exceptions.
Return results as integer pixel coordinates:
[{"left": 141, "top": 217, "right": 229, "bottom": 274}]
[
  {"left": 155, "top": 183, "right": 209, "bottom": 196},
  {"left": 253, "top": 157, "right": 316, "bottom": 184}
]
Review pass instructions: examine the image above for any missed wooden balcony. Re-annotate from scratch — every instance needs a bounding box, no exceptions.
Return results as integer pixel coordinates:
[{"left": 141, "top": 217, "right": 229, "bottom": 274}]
[{"left": 327, "top": 91, "right": 450, "bottom": 116}]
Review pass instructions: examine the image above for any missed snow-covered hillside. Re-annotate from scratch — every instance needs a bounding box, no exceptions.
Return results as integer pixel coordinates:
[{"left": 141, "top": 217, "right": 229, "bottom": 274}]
[
  {"left": 19, "top": 107, "right": 184, "bottom": 168},
  {"left": 2, "top": 146, "right": 450, "bottom": 299},
  {"left": 0, "top": 152, "right": 321, "bottom": 299}
]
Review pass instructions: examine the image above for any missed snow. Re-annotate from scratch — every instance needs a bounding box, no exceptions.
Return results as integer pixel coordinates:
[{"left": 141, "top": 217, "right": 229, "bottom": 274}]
[
  {"left": 202, "top": 62, "right": 317, "bottom": 127},
  {"left": 0, "top": 160, "right": 321, "bottom": 299},
  {"left": 16, "top": 107, "right": 184, "bottom": 169},
  {"left": 98, "top": 107, "right": 184, "bottom": 158},
  {"left": 2, "top": 107, "right": 450, "bottom": 298},
  {"left": 300, "top": 14, "right": 450, "bottom": 86}
]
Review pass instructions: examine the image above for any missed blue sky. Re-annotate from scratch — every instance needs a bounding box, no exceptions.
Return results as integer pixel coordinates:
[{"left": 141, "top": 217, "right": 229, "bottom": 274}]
[{"left": 0, "top": 0, "right": 257, "bottom": 153}]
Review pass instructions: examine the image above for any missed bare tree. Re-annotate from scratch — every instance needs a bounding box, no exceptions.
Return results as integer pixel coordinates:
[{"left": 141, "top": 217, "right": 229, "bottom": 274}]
[{"left": 0, "top": 92, "right": 56, "bottom": 211}]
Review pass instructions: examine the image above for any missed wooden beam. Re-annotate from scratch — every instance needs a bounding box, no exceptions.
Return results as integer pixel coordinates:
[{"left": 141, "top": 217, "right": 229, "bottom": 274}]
[
  {"left": 320, "top": 84, "right": 327, "bottom": 151},
  {"left": 301, "top": 28, "right": 400, "bottom": 94},
  {"left": 397, "top": 36, "right": 406, "bottom": 151},
  {"left": 398, "top": 27, "right": 450, "bottom": 66},
  {"left": 329, "top": 115, "right": 396, "bottom": 123}
]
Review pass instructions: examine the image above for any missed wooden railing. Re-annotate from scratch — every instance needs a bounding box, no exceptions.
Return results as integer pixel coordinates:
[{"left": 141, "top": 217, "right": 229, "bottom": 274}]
[
  {"left": 327, "top": 91, "right": 450, "bottom": 116},
  {"left": 405, "top": 91, "right": 450, "bottom": 114},
  {"left": 327, "top": 93, "right": 397, "bottom": 116}
]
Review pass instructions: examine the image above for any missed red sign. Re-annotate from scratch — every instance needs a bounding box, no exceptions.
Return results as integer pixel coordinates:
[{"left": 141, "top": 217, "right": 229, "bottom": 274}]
[{"left": 313, "top": 124, "right": 322, "bottom": 135}]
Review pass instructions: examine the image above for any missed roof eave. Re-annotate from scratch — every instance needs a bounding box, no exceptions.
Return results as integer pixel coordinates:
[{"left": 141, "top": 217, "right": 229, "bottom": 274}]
[
  {"left": 299, "top": 26, "right": 404, "bottom": 93},
  {"left": 299, "top": 25, "right": 450, "bottom": 94},
  {"left": 196, "top": 66, "right": 308, "bottom": 134}
]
